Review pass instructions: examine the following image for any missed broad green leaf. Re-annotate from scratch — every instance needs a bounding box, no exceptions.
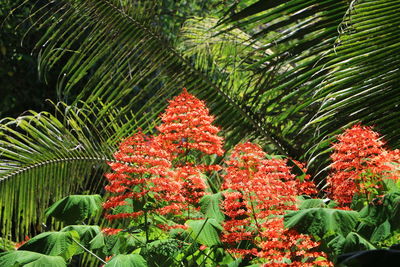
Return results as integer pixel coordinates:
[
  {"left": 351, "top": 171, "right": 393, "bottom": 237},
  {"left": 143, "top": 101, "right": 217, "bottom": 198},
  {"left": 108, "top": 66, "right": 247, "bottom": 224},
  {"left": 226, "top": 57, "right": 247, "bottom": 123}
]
[
  {"left": 343, "top": 232, "right": 375, "bottom": 253},
  {"left": 370, "top": 220, "right": 392, "bottom": 244},
  {"left": 19, "top": 231, "right": 79, "bottom": 260},
  {"left": 106, "top": 254, "right": 147, "bottom": 267},
  {"left": 359, "top": 192, "right": 400, "bottom": 229},
  {"left": 0, "top": 250, "right": 66, "bottom": 266},
  {"left": 328, "top": 232, "right": 376, "bottom": 256},
  {"left": 298, "top": 199, "right": 326, "bottom": 210},
  {"left": 327, "top": 234, "right": 346, "bottom": 256},
  {"left": 45, "top": 195, "right": 102, "bottom": 224},
  {"left": 284, "top": 208, "right": 359, "bottom": 239},
  {"left": 60, "top": 225, "right": 101, "bottom": 254},
  {"left": 186, "top": 219, "right": 222, "bottom": 247},
  {"left": 100, "top": 233, "right": 139, "bottom": 255},
  {"left": 199, "top": 193, "right": 225, "bottom": 223},
  {"left": 145, "top": 239, "right": 181, "bottom": 266},
  {"left": 88, "top": 231, "right": 105, "bottom": 250}
]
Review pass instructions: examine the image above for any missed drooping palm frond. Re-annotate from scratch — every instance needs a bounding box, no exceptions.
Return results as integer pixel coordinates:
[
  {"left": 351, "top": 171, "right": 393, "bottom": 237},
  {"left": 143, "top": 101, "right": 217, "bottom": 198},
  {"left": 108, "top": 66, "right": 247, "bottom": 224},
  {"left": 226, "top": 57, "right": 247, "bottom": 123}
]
[
  {"left": 307, "top": 0, "right": 400, "bottom": 163},
  {"left": 0, "top": 102, "right": 127, "bottom": 240},
  {"left": 180, "top": 17, "right": 273, "bottom": 95},
  {"left": 216, "top": 0, "right": 350, "bottom": 153},
  {"left": 25, "top": 0, "right": 294, "bottom": 155},
  {"left": 219, "top": 0, "right": 400, "bottom": 177}
]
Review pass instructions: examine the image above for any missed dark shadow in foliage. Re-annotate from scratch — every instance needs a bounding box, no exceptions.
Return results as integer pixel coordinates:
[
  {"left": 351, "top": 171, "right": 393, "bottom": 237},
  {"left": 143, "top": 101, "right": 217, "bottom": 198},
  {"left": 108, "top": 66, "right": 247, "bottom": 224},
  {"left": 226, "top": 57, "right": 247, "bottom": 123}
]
[{"left": 337, "top": 244, "right": 400, "bottom": 267}]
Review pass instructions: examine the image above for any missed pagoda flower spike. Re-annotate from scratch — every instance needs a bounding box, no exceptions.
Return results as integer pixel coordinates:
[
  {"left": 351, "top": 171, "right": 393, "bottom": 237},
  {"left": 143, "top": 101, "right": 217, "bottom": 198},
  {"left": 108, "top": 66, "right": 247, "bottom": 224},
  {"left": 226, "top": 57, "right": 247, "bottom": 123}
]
[
  {"left": 155, "top": 88, "right": 224, "bottom": 207},
  {"left": 221, "top": 142, "right": 332, "bottom": 266},
  {"left": 156, "top": 88, "right": 224, "bottom": 160},
  {"left": 328, "top": 124, "right": 400, "bottom": 207},
  {"left": 103, "top": 131, "right": 185, "bottom": 224}
]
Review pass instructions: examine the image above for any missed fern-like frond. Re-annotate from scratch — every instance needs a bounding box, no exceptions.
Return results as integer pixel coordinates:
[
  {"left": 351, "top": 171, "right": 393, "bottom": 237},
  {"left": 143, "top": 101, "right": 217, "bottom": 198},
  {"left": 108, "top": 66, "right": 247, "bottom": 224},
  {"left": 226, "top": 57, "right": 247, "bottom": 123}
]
[
  {"left": 217, "top": 0, "right": 350, "bottom": 163},
  {"left": 0, "top": 102, "right": 124, "bottom": 240},
  {"left": 308, "top": 0, "right": 400, "bottom": 153},
  {"left": 25, "top": 0, "right": 294, "bottom": 155}
]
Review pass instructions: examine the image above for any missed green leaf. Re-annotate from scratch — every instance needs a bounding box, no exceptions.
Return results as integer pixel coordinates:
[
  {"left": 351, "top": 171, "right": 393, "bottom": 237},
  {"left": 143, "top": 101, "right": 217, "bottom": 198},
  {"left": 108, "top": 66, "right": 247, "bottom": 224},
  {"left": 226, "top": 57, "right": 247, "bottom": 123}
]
[
  {"left": 88, "top": 231, "right": 105, "bottom": 250},
  {"left": 186, "top": 219, "right": 222, "bottom": 247},
  {"left": 199, "top": 193, "right": 225, "bottom": 223},
  {"left": 19, "top": 231, "right": 79, "bottom": 260},
  {"left": 0, "top": 250, "right": 66, "bottom": 267},
  {"left": 327, "top": 234, "right": 346, "bottom": 256},
  {"left": 284, "top": 208, "right": 359, "bottom": 239},
  {"left": 60, "top": 225, "right": 101, "bottom": 253},
  {"left": 370, "top": 220, "right": 392, "bottom": 244},
  {"left": 359, "top": 192, "right": 400, "bottom": 230},
  {"left": 298, "top": 199, "right": 327, "bottom": 210},
  {"left": 45, "top": 195, "right": 102, "bottom": 224},
  {"left": 343, "top": 232, "right": 376, "bottom": 253},
  {"left": 145, "top": 239, "right": 181, "bottom": 266},
  {"left": 106, "top": 254, "right": 147, "bottom": 267}
]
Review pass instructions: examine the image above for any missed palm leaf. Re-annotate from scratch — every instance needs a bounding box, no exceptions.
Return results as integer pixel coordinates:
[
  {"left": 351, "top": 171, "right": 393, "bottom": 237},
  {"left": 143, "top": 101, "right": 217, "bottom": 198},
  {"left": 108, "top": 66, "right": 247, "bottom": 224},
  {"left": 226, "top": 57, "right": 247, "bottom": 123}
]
[
  {"left": 0, "top": 102, "right": 122, "bottom": 240},
  {"left": 308, "top": 0, "right": 400, "bottom": 161},
  {"left": 217, "top": 0, "right": 349, "bottom": 150},
  {"left": 219, "top": 0, "right": 400, "bottom": 177},
  {"left": 25, "top": 0, "right": 295, "bottom": 155}
]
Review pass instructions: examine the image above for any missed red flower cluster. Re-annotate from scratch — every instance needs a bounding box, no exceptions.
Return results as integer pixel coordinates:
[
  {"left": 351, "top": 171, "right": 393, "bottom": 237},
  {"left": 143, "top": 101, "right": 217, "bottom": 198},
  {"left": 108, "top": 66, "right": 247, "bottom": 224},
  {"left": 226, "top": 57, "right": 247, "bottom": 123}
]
[
  {"left": 221, "top": 142, "right": 330, "bottom": 265},
  {"left": 103, "top": 132, "right": 184, "bottom": 221},
  {"left": 102, "top": 228, "right": 122, "bottom": 236},
  {"left": 328, "top": 124, "right": 399, "bottom": 206},
  {"left": 175, "top": 165, "right": 207, "bottom": 207},
  {"left": 291, "top": 159, "right": 318, "bottom": 196},
  {"left": 103, "top": 89, "right": 224, "bottom": 231},
  {"left": 156, "top": 88, "right": 224, "bottom": 158}
]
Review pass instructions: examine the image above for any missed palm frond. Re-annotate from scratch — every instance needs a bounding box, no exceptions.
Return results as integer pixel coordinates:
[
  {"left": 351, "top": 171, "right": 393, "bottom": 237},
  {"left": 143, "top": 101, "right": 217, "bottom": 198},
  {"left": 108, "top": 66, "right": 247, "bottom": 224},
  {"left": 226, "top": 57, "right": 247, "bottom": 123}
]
[
  {"left": 26, "top": 0, "right": 294, "bottom": 155},
  {"left": 220, "top": 0, "right": 400, "bottom": 178},
  {"left": 216, "top": 0, "right": 350, "bottom": 162},
  {"left": 308, "top": 0, "right": 400, "bottom": 157},
  {"left": 0, "top": 102, "right": 124, "bottom": 240}
]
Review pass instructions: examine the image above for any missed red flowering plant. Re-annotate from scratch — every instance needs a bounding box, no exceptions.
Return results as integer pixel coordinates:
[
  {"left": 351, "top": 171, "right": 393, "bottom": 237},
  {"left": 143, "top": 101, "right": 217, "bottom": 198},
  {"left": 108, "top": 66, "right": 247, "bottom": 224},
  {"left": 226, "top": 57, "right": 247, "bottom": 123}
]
[
  {"left": 282, "top": 124, "right": 400, "bottom": 265},
  {"left": 102, "top": 132, "right": 185, "bottom": 237},
  {"left": 15, "top": 90, "right": 400, "bottom": 266},
  {"left": 155, "top": 88, "right": 224, "bottom": 216},
  {"left": 102, "top": 89, "right": 225, "bottom": 240},
  {"left": 328, "top": 124, "right": 400, "bottom": 207},
  {"left": 221, "top": 142, "right": 331, "bottom": 266}
]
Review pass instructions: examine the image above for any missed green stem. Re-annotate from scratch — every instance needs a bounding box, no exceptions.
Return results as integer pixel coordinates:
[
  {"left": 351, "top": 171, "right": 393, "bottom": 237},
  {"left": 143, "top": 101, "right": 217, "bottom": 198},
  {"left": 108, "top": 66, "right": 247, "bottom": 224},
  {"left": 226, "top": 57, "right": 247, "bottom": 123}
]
[
  {"left": 144, "top": 210, "right": 149, "bottom": 244},
  {"left": 72, "top": 237, "right": 106, "bottom": 264},
  {"left": 246, "top": 191, "right": 262, "bottom": 237}
]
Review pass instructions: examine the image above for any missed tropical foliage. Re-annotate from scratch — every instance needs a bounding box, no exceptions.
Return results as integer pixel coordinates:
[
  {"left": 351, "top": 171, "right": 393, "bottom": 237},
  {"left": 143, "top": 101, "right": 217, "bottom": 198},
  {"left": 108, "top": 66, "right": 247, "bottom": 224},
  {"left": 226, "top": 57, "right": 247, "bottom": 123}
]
[
  {"left": 1, "top": 0, "right": 400, "bottom": 265},
  {"left": 1, "top": 90, "right": 399, "bottom": 266}
]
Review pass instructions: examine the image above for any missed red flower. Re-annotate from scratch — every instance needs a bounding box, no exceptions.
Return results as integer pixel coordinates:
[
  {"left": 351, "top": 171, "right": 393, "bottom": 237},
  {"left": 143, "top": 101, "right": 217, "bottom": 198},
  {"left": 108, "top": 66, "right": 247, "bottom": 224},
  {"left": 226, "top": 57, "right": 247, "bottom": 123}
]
[
  {"left": 328, "top": 124, "right": 398, "bottom": 206},
  {"left": 15, "top": 236, "right": 30, "bottom": 249},
  {"left": 101, "top": 228, "right": 122, "bottom": 235},
  {"left": 103, "top": 132, "right": 185, "bottom": 221},
  {"left": 221, "top": 142, "right": 330, "bottom": 265},
  {"left": 156, "top": 88, "right": 224, "bottom": 158},
  {"left": 175, "top": 165, "right": 208, "bottom": 206}
]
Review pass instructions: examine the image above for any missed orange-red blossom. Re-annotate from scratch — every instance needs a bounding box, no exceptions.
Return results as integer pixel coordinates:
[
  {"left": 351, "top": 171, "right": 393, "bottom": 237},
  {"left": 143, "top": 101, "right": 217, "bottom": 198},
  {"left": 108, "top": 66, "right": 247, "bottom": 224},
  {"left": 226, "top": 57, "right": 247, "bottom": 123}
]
[{"left": 221, "top": 142, "right": 331, "bottom": 266}]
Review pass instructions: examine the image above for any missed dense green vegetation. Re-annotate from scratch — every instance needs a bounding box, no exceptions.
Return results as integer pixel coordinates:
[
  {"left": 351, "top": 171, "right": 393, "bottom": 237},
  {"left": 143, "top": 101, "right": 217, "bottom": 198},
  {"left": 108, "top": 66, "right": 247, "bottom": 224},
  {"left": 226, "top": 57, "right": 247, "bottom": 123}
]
[{"left": 1, "top": 0, "right": 400, "bottom": 266}]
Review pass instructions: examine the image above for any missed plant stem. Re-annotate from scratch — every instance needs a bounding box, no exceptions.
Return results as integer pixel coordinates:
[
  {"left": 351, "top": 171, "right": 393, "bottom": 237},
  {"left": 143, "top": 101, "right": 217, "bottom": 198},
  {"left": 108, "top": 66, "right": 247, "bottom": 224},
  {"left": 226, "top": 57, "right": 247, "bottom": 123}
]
[
  {"left": 144, "top": 210, "right": 149, "bottom": 243},
  {"left": 72, "top": 237, "right": 106, "bottom": 264}
]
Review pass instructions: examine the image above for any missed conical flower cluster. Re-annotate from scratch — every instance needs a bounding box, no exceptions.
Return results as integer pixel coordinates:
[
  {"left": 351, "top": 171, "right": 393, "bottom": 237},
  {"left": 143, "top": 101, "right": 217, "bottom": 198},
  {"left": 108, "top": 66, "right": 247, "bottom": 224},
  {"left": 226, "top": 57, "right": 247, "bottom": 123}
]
[
  {"left": 103, "top": 89, "right": 225, "bottom": 229},
  {"left": 103, "top": 132, "right": 184, "bottom": 221},
  {"left": 156, "top": 88, "right": 224, "bottom": 157},
  {"left": 328, "top": 124, "right": 398, "bottom": 206},
  {"left": 221, "top": 142, "right": 330, "bottom": 265}
]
